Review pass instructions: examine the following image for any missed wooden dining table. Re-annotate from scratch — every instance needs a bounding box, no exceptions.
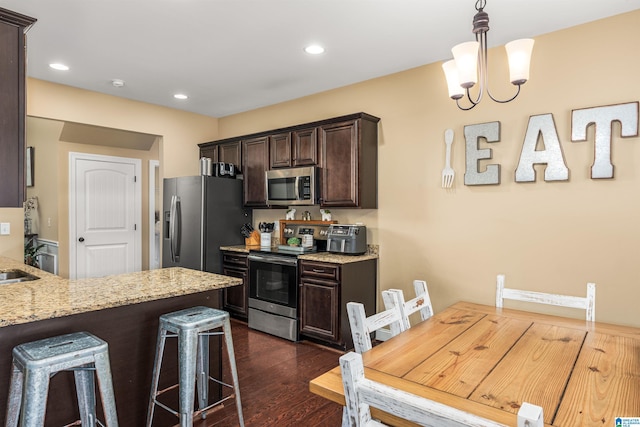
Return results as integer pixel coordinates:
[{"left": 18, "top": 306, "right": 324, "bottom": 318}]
[{"left": 310, "top": 301, "right": 640, "bottom": 427}]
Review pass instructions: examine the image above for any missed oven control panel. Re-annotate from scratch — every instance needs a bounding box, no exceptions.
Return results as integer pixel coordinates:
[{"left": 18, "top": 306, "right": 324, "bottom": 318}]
[{"left": 282, "top": 224, "right": 330, "bottom": 241}]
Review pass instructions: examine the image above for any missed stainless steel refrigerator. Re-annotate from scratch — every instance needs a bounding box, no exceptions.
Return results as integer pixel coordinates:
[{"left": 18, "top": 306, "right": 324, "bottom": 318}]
[{"left": 163, "top": 175, "right": 251, "bottom": 273}]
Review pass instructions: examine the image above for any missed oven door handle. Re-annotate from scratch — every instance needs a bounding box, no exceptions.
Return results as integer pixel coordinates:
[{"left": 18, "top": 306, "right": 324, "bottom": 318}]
[{"left": 248, "top": 254, "right": 298, "bottom": 267}]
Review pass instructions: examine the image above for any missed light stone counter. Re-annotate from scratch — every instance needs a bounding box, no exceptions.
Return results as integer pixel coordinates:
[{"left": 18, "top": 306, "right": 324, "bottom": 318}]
[
  {"left": 0, "top": 256, "right": 241, "bottom": 327},
  {"left": 220, "top": 245, "right": 379, "bottom": 264}
]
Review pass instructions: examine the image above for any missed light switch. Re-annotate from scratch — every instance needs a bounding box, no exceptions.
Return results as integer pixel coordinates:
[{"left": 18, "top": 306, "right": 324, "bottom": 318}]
[{"left": 0, "top": 223, "right": 10, "bottom": 235}]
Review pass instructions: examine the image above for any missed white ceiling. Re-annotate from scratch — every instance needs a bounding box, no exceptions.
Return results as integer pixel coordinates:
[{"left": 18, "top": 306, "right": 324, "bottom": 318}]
[{"left": 5, "top": 0, "right": 640, "bottom": 118}]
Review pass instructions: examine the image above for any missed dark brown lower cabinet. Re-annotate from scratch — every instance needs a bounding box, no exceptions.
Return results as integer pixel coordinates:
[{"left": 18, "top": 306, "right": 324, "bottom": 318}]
[
  {"left": 299, "top": 258, "right": 377, "bottom": 350},
  {"left": 222, "top": 251, "right": 249, "bottom": 320}
]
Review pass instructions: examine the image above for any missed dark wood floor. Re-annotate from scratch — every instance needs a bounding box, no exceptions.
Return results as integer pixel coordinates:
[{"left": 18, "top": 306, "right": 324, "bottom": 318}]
[{"left": 193, "top": 319, "right": 344, "bottom": 427}]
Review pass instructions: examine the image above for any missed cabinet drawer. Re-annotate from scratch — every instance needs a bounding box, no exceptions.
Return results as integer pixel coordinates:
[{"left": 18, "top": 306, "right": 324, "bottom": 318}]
[
  {"left": 222, "top": 252, "right": 249, "bottom": 268},
  {"left": 299, "top": 261, "right": 339, "bottom": 281}
]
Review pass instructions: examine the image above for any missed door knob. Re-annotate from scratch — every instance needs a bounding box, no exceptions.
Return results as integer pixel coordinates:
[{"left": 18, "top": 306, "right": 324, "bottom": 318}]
[{"left": 78, "top": 237, "right": 85, "bottom": 242}]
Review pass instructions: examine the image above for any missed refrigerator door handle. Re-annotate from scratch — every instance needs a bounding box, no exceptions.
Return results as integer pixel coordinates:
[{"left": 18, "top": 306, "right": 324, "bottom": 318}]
[{"left": 170, "top": 195, "right": 182, "bottom": 262}]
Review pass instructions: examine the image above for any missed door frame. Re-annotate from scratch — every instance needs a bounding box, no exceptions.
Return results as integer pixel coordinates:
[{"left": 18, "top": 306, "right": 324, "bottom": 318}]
[
  {"left": 148, "top": 159, "right": 160, "bottom": 269},
  {"left": 69, "top": 152, "right": 142, "bottom": 279}
]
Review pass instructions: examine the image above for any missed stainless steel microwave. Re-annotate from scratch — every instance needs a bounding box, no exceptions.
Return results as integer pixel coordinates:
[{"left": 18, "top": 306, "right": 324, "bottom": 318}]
[{"left": 265, "top": 166, "right": 317, "bottom": 206}]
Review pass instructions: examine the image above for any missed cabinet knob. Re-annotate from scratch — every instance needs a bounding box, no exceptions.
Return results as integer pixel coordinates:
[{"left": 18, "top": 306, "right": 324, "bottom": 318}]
[{"left": 78, "top": 237, "right": 85, "bottom": 242}]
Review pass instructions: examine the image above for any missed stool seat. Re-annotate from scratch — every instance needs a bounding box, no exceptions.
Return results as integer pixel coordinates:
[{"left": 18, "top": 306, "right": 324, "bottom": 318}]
[
  {"left": 159, "top": 306, "right": 229, "bottom": 331},
  {"left": 147, "top": 306, "right": 244, "bottom": 427},
  {"left": 5, "top": 331, "right": 119, "bottom": 427}
]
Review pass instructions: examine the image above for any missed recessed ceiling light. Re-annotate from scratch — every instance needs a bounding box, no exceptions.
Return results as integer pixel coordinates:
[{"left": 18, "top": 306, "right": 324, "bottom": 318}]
[
  {"left": 304, "top": 45, "right": 325, "bottom": 55},
  {"left": 174, "top": 94, "right": 188, "bottom": 100},
  {"left": 49, "top": 63, "right": 69, "bottom": 71}
]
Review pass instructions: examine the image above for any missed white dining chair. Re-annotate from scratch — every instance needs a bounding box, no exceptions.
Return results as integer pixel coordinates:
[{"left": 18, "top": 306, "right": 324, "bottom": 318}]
[
  {"left": 496, "top": 274, "right": 596, "bottom": 321},
  {"left": 382, "top": 280, "right": 434, "bottom": 330},
  {"left": 340, "top": 351, "right": 543, "bottom": 427},
  {"left": 347, "top": 299, "right": 406, "bottom": 354}
]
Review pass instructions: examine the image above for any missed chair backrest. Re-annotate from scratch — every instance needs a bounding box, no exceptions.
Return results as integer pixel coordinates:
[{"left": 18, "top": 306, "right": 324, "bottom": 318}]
[
  {"left": 382, "top": 280, "right": 434, "bottom": 330},
  {"left": 340, "top": 351, "right": 532, "bottom": 427},
  {"left": 496, "top": 274, "right": 596, "bottom": 321},
  {"left": 347, "top": 299, "right": 406, "bottom": 354}
]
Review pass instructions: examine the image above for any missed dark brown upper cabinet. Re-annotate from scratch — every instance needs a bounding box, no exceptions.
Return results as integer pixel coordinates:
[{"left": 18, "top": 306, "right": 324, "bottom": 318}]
[
  {"left": 198, "top": 112, "right": 379, "bottom": 208},
  {"left": 292, "top": 127, "right": 318, "bottom": 167},
  {"left": 242, "top": 136, "right": 269, "bottom": 207},
  {"left": 269, "top": 132, "right": 292, "bottom": 169},
  {"left": 0, "top": 8, "right": 36, "bottom": 207}
]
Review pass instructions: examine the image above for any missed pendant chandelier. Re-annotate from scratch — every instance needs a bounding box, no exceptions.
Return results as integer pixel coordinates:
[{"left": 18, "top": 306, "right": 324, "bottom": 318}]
[{"left": 442, "top": 0, "right": 534, "bottom": 111}]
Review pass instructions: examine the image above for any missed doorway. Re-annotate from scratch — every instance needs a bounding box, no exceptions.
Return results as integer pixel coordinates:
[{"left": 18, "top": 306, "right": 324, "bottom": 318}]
[{"left": 69, "top": 152, "right": 142, "bottom": 279}]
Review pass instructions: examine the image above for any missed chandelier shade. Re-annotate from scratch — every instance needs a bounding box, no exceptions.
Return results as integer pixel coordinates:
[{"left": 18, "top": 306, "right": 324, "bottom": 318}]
[
  {"left": 505, "top": 38, "right": 535, "bottom": 84},
  {"left": 442, "top": 0, "right": 534, "bottom": 110}
]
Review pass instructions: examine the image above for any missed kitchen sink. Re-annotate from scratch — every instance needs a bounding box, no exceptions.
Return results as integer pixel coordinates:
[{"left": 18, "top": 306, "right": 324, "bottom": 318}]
[{"left": 0, "top": 269, "right": 40, "bottom": 285}]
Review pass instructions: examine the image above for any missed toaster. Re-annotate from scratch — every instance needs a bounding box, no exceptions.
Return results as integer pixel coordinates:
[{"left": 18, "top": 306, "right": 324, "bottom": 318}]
[{"left": 327, "top": 224, "right": 367, "bottom": 255}]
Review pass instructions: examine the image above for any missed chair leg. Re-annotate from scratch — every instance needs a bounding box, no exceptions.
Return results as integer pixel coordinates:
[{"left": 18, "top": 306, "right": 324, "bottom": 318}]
[
  {"left": 178, "top": 329, "right": 198, "bottom": 427},
  {"left": 74, "top": 365, "right": 97, "bottom": 426},
  {"left": 196, "top": 332, "right": 210, "bottom": 419},
  {"left": 222, "top": 316, "right": 244, "bottom": 427},
  {"left": 94, "top": 352, "right": 119, "bottom": 427},
  {"left": 5, "top": 364, "right": 23, "bottom": 427},
  {"left": 21, "top": 368, "right": 50, "bottom": 427},
  {"left": 147, "top": 328, "right": 167, "bottom": 427}
]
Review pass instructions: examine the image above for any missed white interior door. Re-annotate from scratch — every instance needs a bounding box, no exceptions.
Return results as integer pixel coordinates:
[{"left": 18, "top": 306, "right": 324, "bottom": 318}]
[{"left": 69, "top": 153, "right": 142, "bottom": 279}]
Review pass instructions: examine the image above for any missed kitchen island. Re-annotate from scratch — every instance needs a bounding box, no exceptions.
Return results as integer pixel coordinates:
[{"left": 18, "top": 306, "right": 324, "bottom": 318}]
[{"left": 0, "top": 256, "right": 242, "bottom": 425}]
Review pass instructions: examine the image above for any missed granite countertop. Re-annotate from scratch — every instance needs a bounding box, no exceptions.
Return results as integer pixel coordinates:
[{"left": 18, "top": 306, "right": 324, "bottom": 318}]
[
  {"left": 219, "top": 245, "right": 379, "bottom": 264},
  {"left": 0, "top": 256, "right": 241, "bottom": 328}
]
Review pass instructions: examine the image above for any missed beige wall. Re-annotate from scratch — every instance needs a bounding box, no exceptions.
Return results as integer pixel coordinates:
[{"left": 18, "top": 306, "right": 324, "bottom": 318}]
[
  {"left": 219, "top": 11, "right": 640, "bottom": 327},
  {"left": 26, "top": 118, "right": 62, "bottom": 242}
]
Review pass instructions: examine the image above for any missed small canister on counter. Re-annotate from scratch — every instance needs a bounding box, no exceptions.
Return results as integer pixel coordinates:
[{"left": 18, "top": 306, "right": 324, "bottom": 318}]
[
  {"left": 260, "top": 232, "right": 272, "bottom": 248},
  {"left": 301, "top": 234, "right": 313, "bottom": 248},
  {"left": 200, "top": 157, "right": 212, "bottom": 176}
]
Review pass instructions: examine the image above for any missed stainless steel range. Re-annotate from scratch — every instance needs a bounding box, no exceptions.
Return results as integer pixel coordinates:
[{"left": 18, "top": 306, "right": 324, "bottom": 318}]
[{"left": 247, "top": 223, "right": 329, "bottom": 341}]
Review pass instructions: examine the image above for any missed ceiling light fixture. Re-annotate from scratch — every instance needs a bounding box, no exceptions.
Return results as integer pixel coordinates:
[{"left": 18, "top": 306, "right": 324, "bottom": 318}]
[
  {"left": 174, "top": 94, "right": 188, "bottom": 100},
  {"left": 304, "top": 45, "right": 325, "bottom": 55},
  {"left": 442, "top": 0, "right": 534, "bottom": 111},
  {"left": 49, "top": 63, "right": 69, "bottom": 71}
]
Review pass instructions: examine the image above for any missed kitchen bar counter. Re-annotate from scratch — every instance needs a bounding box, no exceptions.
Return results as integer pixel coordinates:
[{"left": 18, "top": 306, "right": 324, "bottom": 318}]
[
  {"left": 0, "top": 256, "right": 242, "bottom": 425},
  {"left": 219, "top": 244, "right": 379, "bottom": 264},
  {"left": 0, "top": 255, "right": 241, "bottom": 327}
]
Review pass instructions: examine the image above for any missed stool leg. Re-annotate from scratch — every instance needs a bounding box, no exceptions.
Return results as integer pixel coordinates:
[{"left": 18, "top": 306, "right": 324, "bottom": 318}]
[
  {"left": 74, "top": 365, "right": 97, "bottom": 426},
  {"left": 94, "top": 352, "right": 119, "bottom": 427},
  {"left": 21, "top": 368, "right": 50, "bottom": 427},
  {"left": 222, "top": 316, "right": 244, "bottom": 427},
  {"left": 178, "top": 329, "right": 198, "bottom": 427},
  {"left": 196, "top": 332, "right": 209, "bottom": 419},
  {"left": 5, "top": 363, "right": 23, "bottom": 427},
  {"left": 146, "top": 328, "right": 168, "bottom": 427}
]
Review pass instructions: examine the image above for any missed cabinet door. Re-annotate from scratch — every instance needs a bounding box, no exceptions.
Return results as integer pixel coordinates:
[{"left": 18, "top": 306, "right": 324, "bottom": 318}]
[
  {"left": 0, "top": 14, "right": 34, "bottom": 207},
  {"left": 219, "top": 140, "right": 242, "bottom": 170},
  {"left": 269, "top": 132, "right": 292, "bottom": 169},
  {"left": 223, "top": 266, "right": 249, "bottom": 320},
  {"left": 242, "top": 136, "right": 269, "bottom": 207},
  {"left": 299, "top": 278, "right": 340, "bottom": 343},
  {"left": 319, "top": 120, "right": 359, "bottom": 207},
  {"left": 292, "top": 127, "right": 317, "bottom": 167},
  {"left": 199, "top": 145, "right": 218, "bottom": 163}
]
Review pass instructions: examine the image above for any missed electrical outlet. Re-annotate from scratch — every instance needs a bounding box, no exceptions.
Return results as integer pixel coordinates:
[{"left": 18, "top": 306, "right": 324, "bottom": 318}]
[{"left": 0, "top": 223, "right": 10, "bottom": 235}]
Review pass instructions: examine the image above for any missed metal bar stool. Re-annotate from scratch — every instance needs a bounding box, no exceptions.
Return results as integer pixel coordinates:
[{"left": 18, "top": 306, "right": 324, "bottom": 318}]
[
  {"left": 4, "top": 331, "right": 119, "bottom": 427},
  {"left": 146, "top": 306, "right": 244, "bottom": 427}
]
